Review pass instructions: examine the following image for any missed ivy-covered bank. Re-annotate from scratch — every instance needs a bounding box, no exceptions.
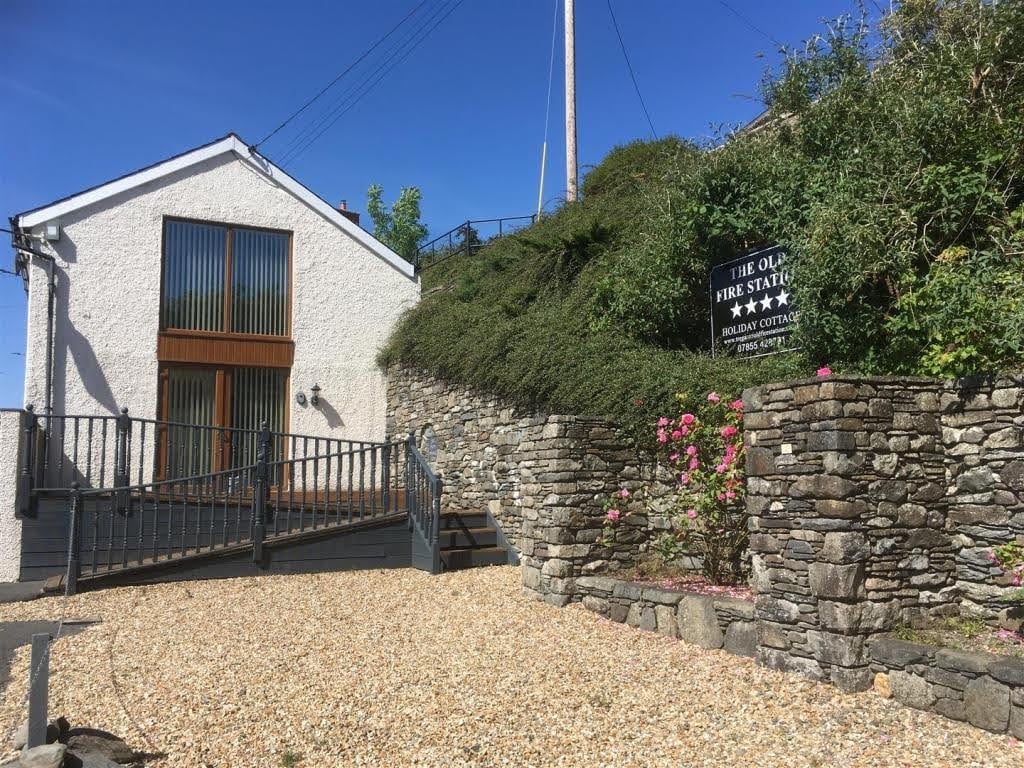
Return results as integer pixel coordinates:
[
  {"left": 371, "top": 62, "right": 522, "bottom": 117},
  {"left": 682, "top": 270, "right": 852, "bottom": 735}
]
[{"left": 380, "top": 1, "right": 1024, "bottom": 435}]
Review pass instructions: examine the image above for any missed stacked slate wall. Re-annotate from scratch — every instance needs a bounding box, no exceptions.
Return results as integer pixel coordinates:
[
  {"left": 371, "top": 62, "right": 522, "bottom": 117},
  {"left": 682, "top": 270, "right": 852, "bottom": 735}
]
[
  {"left": 744, "top": 374, "right": 1024, "bottom": 691},
  {"left": 386, "top": 368, "right": 678, "bottom": 603}
]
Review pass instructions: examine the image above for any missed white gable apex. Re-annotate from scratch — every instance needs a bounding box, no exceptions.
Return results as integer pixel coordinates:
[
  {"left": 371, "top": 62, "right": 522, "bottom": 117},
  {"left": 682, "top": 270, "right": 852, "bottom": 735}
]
[{"left": 14, "top": 133, "right": 415, "bottom": 279}]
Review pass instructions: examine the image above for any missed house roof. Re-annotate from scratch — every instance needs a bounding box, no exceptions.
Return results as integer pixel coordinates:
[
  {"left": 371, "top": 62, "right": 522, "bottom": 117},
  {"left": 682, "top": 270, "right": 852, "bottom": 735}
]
[{"left": 12, "top": 133, "right": 415, "bottom": 279}]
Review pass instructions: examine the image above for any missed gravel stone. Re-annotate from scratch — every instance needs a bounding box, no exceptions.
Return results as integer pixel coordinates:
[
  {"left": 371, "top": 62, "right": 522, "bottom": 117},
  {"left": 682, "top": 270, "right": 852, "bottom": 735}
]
[{"left": 0, "top": 567, "right": 1020, "bottom": 767}]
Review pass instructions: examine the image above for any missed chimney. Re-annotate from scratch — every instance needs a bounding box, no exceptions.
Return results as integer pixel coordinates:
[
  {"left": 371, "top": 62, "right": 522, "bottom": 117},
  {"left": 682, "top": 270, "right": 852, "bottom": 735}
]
[{"left": 337, "top": 200, "right": 360, "bottom": 227}]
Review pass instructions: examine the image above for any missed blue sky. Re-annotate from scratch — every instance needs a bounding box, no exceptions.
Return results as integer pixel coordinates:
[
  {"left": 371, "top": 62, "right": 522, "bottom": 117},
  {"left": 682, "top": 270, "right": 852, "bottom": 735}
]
[{"left": 0, "top": 0, "right": 863, "bottom": 407}]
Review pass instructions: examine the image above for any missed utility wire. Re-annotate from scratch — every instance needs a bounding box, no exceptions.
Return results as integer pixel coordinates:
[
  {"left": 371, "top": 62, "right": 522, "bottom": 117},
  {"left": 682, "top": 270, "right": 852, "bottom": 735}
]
[
  {"left": 536, "top": 0, "right": 560, "bottom": 217},
  {"left": 277, "top": 0, "right": 454, "bottom": 162},
  {"left": 254, "top": 0, "right": 430, "bottom": 149},
  {"left": 715, "top": 0, "right": 783, "bottom": 50},
  {"left": 606, "top": 0, "right": 657, "bottom": 139},
  {"left": 280, "top": 0, "right": 465, "bottom": 166}
]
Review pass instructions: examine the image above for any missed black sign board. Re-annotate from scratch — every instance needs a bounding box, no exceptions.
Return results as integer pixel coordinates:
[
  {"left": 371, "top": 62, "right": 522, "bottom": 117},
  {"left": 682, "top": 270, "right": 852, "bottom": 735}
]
[{"left": 710, "top": 245, "right": 798, "bottom": 357}]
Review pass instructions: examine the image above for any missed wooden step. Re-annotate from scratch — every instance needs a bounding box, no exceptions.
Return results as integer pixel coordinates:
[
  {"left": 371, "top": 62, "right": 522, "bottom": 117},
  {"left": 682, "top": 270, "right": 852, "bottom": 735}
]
[
  {"left": 440, "top": 511, "right": 489, "bottom": 530},
  {"left": 438, "top": 527, "right": 498, "bottom": 549},
  {"left": 440, "top": 546, "right": 509, "bottom": 570}
]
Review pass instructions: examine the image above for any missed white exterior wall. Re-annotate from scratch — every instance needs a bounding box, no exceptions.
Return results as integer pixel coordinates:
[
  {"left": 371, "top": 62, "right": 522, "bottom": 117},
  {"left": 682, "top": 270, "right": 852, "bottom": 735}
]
[
  {"left": 0, "top": 411, "right": 23, "bottom": 582},
  {"left": 22, "top": 154, "right": 419, "bottom": 453}
]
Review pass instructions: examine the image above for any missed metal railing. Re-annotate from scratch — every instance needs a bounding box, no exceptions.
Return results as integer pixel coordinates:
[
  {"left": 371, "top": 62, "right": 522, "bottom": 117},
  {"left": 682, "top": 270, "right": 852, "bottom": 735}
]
[
  {"left": 405, "top": 433, "right": 441, "bottom": 574},
  {"left": 18, "top": 406, "right": 387, "bottom": 510},
  {"left": 414, "top": 215, "right": 536, "bottom": 273},
  {"left": 64, "top": 424, "right": 408, "bottom": 593}
]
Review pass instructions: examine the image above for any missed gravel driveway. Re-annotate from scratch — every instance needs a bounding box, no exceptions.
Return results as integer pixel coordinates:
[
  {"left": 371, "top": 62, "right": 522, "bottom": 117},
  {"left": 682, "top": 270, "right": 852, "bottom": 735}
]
[{"left": 0, "top": 566, "right": 1019, "bottom": 767}]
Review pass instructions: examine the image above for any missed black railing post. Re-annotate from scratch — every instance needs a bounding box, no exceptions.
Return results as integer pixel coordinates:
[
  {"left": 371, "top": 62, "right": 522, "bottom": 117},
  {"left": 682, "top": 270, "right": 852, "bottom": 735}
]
[
  {"left": 405, "top": 433, "right": 415, "bottom": 530},
  {"left": 252, "top": 422, "right": 271, "bottom": 564},
  {"left": 17, "top": 404, "right": 37, "bottom": 518},
  {"left": 431, "top": 475, "right": 442, "bottom": 574},
  {"left": 114, "top": 407, "right": 130, "bottom": 514},
  {"left": 381, "top": 443, "right": 391, "bottom": 512},
  {"left": 66, "top": 482, "right": 82, "bottom": 596}
]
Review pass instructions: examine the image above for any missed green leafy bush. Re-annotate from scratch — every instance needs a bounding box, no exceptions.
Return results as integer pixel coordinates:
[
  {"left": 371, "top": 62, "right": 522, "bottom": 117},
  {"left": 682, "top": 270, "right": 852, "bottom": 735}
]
[{"left": 381, "top": 0, "right": 1024, "bottom": 438}]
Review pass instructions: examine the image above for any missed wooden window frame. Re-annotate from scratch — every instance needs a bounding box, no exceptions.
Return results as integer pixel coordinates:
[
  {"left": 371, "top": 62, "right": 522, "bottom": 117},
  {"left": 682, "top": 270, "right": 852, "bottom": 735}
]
[
  {"left": 157, "top": 363, "right": 292, "bottom": 477},
  {"left": 158, "top": 217, "right": 296, "bottom": 335},
  {"left": 157, "top": 216, "right": 295, "bottom": 368}
]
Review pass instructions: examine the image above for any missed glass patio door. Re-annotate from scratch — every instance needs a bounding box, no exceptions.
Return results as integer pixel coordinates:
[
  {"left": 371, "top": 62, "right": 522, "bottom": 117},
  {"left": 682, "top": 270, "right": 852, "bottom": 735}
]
[{"left": 160, "top": 365, "right": 289, "bottom": 479}]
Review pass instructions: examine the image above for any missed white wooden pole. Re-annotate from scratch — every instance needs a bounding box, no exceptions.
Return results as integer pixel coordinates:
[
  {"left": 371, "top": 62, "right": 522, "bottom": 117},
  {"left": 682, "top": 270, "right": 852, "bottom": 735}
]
[{"left": 564, "top": 0, "right": 578, "bottom": 202}]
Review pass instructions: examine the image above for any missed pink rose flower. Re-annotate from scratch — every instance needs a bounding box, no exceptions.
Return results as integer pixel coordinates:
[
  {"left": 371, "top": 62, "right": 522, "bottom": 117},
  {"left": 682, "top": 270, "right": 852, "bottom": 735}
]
[
  {"left": 680, "top": 472, "right": 689, "bottom": 485},
  {"left": 725, "top": 490, "right": 736, "bottom": 500},
  {"left": 685, "top": 445, "right": 698, "bottom": 456},
  {"left": 671, "top": 429, "right": 683, "bottom": 440},
  {"left": 681, "top": 413, "right": 695, "bottom": 425},
  {"left": 679, "top": 425, "right": 689, "bottom": 436},
  {"left": 720, "top": 425, "right": 738, "bottom": 438},
  {"left": 816, "top": 366, "right": 833, "bottom": 377},
  {"left": 715, "top": 463, "right": 728, "bottom": 474},
  {"left": 657, "top": 417, "right": 670, "bottom": 427},
  {"left": 606, "top": 509, "right": 620, "bottom": 522},
  {"left": 707, "top": 392, "right": 721, "bottom": 404},
  {"left": 618, "top": 488, "right": 630, "bottom": 499},
  {"left": 688, "top": 458, "right": 699, "bottom": 471},
  {"left": 729, "top": 399, "right": 744, "bottom": 411},
  {"left": 657, "top": 431, "right": 668, "bottom": 444},
  {"left": 669, "top": 452, "right": 680, "bottom": 462},
  {"left": 686, "top": 509, "right": 697, "bottom": 519}
]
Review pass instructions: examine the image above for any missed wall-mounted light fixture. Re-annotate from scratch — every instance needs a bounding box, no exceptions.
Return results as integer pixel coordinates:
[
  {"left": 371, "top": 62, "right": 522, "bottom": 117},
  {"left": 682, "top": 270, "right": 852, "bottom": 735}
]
[
  {"left": 310, "top": 383, "right": 321, "bottom": 407},
  {"left": 44, "top": 223, "right": 60, "bottom": 242}
]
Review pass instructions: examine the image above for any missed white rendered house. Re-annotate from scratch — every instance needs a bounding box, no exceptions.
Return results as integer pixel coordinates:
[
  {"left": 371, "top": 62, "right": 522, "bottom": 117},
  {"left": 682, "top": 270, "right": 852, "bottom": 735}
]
[{"left": 0, "top": 134, "right": 473, "bottom": 585}]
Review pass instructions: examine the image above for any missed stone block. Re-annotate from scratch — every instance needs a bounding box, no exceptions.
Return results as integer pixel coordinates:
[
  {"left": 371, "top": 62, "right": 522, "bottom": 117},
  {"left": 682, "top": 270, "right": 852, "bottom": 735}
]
[
  {"left": 934, "top": 697, "right": 967, "bottom": 722},
  {"left": 965, "top": 676, "right": 1010, "bottom": 732},
  {"left": 936, "top": 648, "right": 999, "bottom": 675},
  {"left": 831, "top": 665, "right": 873, "bottom": 693},
  {"left": 870, "top": 637, "right": 932, "bottom": 668},
  {"left": 677, "top": 595, "right": 724, "bottom": 649},
  {"left": 957, "top": 467, "right": 996, "bottom": 493},
  {"left": 581, "top": 595, "right": 609, "bottom": 616},
  {"left": 758, "top": 648, "right": 827, "bottom": 681},
  {"left": 813, "top": 499, "right": 867, "bottom": 519},
  {"left": 723, "top": 621, "right": 756, "bottom": 657},
  {"left": 746, "top": 447, "right": 776, "bottom": 477},
  {"left": 889, "top": 670, "right": 934, "bottom": 710},
  {"left": 806, "top": 431, "right": 858, "bottom": 452},
  {"left": 808, "top": 630, "right": 865, "bottom": 667},
  {"left": 808, "top": 562, "right": 865, "bottom": 600},
  {"left": 655, "top": 605, "right": 678, "bottom": 638},
  {"left": 1011, "top": 704, "right": 1024, "bottom": 740},
  {"left": 820, "top": 532, "right": 869, "bottom": 564},
  {"left": 790, "top": 475, "right": 860, "bottom": 500},
  {"left": 988, "top": 658, "right": 1024, "bottom": 687}
]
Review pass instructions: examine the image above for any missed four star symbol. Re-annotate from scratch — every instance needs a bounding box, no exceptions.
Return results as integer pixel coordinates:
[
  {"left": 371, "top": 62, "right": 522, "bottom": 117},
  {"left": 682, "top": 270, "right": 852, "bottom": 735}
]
[{"left": 730, "top": 290, "right": 792, "bottom": 317}]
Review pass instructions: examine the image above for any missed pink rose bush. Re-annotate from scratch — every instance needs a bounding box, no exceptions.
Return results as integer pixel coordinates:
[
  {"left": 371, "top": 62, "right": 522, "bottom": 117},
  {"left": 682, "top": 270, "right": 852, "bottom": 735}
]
[
  {"left": 598, "top": 488, "right": 635, "bottom": 546},
  {"left": 991, "top": 542, "right": 1024, "bottom": 591},
  {"left": 655, "top": 393, "right": 748, "bottom": 585}
]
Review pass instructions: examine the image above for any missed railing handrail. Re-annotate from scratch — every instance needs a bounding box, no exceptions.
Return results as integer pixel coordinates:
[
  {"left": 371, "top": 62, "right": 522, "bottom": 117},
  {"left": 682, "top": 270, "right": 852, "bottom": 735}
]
[
  {"left": 38, "top": 410, "right": 388, "bottom": 448},
  {"left": 405, "top": 434, "right": 441, "bottom": 573},
  {"left": 70, "top": 440, "right": 406, "bottom": 496},
  {"left": 416, "top": 215, "right": 536, "bottom": 255}
]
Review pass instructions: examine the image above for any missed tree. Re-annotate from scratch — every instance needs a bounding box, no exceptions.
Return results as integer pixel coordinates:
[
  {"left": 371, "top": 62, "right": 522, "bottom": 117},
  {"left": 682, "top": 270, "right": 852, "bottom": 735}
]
[{"left": 366, "top": 184, "right": 428, "bottom": 262}]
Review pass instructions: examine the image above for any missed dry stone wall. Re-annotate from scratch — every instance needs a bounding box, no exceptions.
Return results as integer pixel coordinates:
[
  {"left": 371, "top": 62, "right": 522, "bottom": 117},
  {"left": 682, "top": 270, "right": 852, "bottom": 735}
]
[
  {"left": 744, "top": 374, "right": 1024, "bottom": 692},
  {"left": 386, "top": 368, "right": 675, "bottom": 603}
]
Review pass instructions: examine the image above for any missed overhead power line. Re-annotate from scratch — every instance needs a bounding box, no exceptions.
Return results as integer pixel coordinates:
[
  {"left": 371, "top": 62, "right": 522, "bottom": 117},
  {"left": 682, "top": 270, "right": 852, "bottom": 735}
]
[
  {"left": 278, "top": 0, "right": 466, "bottom": 166},
  {"left": 715, "top": 0, "right": 783, "bottom": 50},
  {"left": 277, "top": 0, "right": 457, "bottom": 163},
  {"left": 254, "top": 0, "right": 431, "bottom": 149},
  {"left": 605, "top": 0, "right": 657, "bottom": 139}
]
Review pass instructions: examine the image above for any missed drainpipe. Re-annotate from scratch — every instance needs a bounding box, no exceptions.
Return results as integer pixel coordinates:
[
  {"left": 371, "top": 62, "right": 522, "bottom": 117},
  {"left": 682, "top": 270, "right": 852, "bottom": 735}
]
[{"left": 6, "top": 224, "right": 57, "bottom": 417}]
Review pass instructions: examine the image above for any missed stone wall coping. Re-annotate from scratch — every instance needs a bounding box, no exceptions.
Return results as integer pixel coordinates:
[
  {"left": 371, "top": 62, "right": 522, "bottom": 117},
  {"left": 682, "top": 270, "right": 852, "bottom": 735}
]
[
  {"left": 871, "top": 634, "right": 1024, "bottom": 679},
  {"left": 575, "top": 574, "right": 753, "bottom": 612},
  {"left": 746, "top": 371, "right": 1024, "bottom": 395}
]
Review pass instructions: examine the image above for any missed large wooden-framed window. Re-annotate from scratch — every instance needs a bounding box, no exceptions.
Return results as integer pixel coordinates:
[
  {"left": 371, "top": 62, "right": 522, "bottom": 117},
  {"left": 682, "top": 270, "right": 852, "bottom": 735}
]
[{"left": 156, "top": 217, "right": 294, "bottom": 477}]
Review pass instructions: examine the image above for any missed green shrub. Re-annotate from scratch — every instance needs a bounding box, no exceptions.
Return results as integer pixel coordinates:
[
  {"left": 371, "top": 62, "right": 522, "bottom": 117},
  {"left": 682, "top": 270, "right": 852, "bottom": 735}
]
[{"left": 381, "top": 0, "right": 1024, "bottom": 439}]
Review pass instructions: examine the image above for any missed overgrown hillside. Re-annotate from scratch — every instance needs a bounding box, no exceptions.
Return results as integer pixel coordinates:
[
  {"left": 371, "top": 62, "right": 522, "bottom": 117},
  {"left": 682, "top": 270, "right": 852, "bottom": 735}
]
[{"left": 381, "top": 0, "right": 1024, "bottom": 436}]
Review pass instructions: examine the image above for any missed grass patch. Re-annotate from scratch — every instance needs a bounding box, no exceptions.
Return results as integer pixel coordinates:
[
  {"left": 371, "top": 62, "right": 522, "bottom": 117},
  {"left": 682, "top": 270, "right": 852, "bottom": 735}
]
[{"left": 892, "top": 616, "right": 1024, "bottom": 659}]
